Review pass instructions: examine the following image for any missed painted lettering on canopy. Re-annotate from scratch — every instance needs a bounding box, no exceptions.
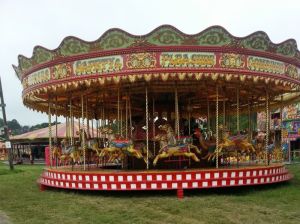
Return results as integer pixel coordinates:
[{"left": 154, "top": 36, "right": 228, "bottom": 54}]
[
  {"left": 160, "top": 52, "right": 216, "bottom": 68},
  {"left": 26, "top": 68, "right": 51, "bottom": 87},
  {"left": 247, "top": 56, "right": 285, "bottom": 74},
  {"left": 73, "top": 56, "right": 123, "bottom": 75}
]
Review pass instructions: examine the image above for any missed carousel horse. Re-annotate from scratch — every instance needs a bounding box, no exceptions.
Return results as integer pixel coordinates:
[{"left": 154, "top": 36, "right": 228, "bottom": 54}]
[
  {"left": 194, "top": 128, "right": 232, "bottom": 161},
  {"left": 271, "top": 147, "right": 283, "bottom": 161},
  {"left": 158, "top": 124, "right": 177, "bottom": 145},
  {"left": 252, "top": 132, "right": 276, "bottom": 161},
  {"left": 77, "top": 128, "right": 102, "bottom": 165},
  {"left": 60, "top": 139, "right": 83, "bottom": 165},
  {"left": 52, "top": 144, "right": 62, "bottom": 166},
  {"left": 203, "top": 135, "right": 236, "bottom": 161},
  {"left": 158, "top": 124, "right": 202, "bottom": 154},
  {"left": 98, "top": 127, "right": 123, "bottom": 159},
  {"left": 153, "top": 133, "right": 200, "bottom": 166},
  {"left": 229, "top": 134, "right": 256, "bottom": 154},
  {"left": 193, "top": 128, "right": 216, "bottom": 150},
  {"left": 195, "top": 128, "right": 254, "bottom": 161},
  {"left": 98, "top": 127, "right": 147, "bottom": 164}
]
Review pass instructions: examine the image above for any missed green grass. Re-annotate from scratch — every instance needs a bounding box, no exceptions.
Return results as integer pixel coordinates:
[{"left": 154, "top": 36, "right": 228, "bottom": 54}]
[{"left": 0, "top": 163, "right": 300, "bottom": 224}]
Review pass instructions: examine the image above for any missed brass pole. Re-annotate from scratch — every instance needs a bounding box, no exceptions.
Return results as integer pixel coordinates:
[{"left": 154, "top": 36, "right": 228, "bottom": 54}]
[
  {"left": 145, "top": 86, "right": 149, "bottom": 170},
  {"left": 265, "top": 90, "right": 269, "bottom": 166},
  {"left": 175, "top": 87, "right": 179, "bottom": 138},
  {"left": 70, "top": 98, "right": 74, "bottom": 145},
  {"left": 125, "top": 93, "right": 128, "bottom": 139},
  {"left": 223, "top": 98, "right": 225, "bottom": 138},
  {"left": 86, "top": 98, "right": 89, "bottom": 138},
  {"left": 55, "top": 96, "right": 58, "bottom": 145},
  {"left": 48, "top": 99, "right": 52, "bottom": 168},
  {"left": 207, "top": 96, "right": 210, "bottom": 133},
  {"left": 153, "top": 97, "right": 156, "bottom": 156},
  {"left": 129, "top": 94, "right": 132, "bottom": 138},
  {"left": 248, "top": 99, "right": 251, "bottom": 141},
  {"left": 188, "top": 99, "right": 191, "bottom": 136},
  {"left": 117, "top": 88, "right": 120, "bottom": 135},
  {"left": 280, "top": 95, "right": 284, "bottom": 163},
  {"left": 81, "top": 94, "right": 86, "bottom": 170},
  {"left": 237, "top": 86, "right": 240, "bottom": 134},
  {"left": 216, "top": 85, "right": 219, "bottom": 168}
]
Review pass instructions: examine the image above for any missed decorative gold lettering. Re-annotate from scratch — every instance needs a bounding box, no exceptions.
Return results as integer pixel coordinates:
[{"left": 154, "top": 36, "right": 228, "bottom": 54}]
[{"left": 160, "top": 52, "right": 215, "bottom": 68}]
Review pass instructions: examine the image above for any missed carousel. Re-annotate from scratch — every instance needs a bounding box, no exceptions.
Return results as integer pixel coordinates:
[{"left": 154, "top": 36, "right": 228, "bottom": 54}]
[{"left": 13, "top": 25, "right": 299, "bottom": 198}]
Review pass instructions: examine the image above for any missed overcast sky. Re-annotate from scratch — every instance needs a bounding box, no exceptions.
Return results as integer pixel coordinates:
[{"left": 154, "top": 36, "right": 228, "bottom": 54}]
[{"left": 0, "top": 0, "right": 299, "bottom": 126}]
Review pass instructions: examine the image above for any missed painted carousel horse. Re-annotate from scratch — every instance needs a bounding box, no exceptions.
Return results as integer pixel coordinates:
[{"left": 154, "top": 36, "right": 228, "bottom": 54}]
[
  {"left": 271, "top": 147, "right": 283, "bottom": 161},
  {"left": 252, "top": 132, "right": 276, "bottom": 161},
  {"left": 194, "top": 128, "right": 250, "bottom": 161},
  {"left": 158, "top": 124, "right": 202, "bottom": 154},
  {"left": 77, "top": 128, "right": 102, "bottom": 165},
  {"left": 98, "top": 127, "right": 146, "bottom": 163},
  {"left": 153, "top": 133, "right": 200, "bottom": 166},
  {"left": 60, "top": 139, "right": 83, "bottom": 165},
  {"left": 229, "top": 134, "right": 256, "bottom": 154},
  {"left": 51, "top": 143, "right": 62, "bottom": 166},
  {"left": 194, "top": 128, "right": 233, "bottom": 161}
]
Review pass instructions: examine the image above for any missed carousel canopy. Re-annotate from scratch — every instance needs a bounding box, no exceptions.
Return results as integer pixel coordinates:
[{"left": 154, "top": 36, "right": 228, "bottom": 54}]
[
  {"left": 13, "top": 25, "right": 300, "bottom": 118},
  {"left": 10, "top": 122, "right": 97, "bottom": 141}
]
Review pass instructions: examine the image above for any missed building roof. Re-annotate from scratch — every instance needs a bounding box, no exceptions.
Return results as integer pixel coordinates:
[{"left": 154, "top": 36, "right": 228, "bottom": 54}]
[{"left": 10, "top": 122, "right": 98, "bottom": 141}]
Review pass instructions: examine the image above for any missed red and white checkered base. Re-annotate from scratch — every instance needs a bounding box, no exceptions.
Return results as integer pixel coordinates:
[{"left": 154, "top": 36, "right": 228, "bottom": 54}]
[{"left": 39, "top": 164, "right": 292, "bottom": 198}]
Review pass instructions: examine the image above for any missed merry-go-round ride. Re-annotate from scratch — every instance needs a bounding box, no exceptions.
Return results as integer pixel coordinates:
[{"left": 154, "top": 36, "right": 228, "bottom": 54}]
[{"left": 13, "top": 25, "right": 299, "bottom": 198}]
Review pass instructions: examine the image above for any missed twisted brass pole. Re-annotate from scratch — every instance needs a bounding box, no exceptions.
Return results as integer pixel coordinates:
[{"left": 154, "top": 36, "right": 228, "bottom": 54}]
[
  {"left": 265, "top": 91, "right": 269, "bottom": 165},
  {"left": 153, "top": 97, "right": 156, "bottom": 156},
  {"left": 145, "top": 86, "right": 149, "bottom": 170},
  {"left": 117, "top": 88, "right": 120, "bottom": 136},
  {"left": 216, "top": 85, "right": 219, "bottom": 169},
  {"left": 81, "top": 94, "right": 86, "bottom": 170},
  {"left": 207, "top": 96, "right": 210, "bottom": 132},
  {"left": 237, "top": 86, "right": 240, "bottom": 134},
  {"left": 280, "top": 95, "right": 284, "bottom": 163},
  {"left": 129, "top": 94, "right": 132, "bottom": 138},
  {"left": 125, "top": 93, "right": 128, "bottom": 139},
  {"left": 48, "top": 99, "right": 52, "bottom": 168},
  {"left": 175, "top": 87, "right": 179, "bottom": 138},
  {"left": 70, "top": 98, "right": 74, "bottom": 145}
]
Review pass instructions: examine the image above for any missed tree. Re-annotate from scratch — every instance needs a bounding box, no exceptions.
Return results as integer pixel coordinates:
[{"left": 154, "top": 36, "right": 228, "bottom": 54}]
[{"left": 7, "top": 119, "right": 22, "bottom": 135}]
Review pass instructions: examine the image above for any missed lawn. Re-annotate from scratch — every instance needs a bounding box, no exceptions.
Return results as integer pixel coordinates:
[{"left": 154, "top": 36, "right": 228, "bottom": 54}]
[{"left": 0, "top": 163, "right": 299, "bottom": 224}]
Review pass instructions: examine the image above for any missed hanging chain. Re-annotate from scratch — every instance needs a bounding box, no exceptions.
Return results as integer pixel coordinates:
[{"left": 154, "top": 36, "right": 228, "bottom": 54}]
[
  {"left": 216, "top": 85, "right": 219, "bottom": 168},
  {"left": 146, "top": 86, "right": 149, "bottom": 170}
]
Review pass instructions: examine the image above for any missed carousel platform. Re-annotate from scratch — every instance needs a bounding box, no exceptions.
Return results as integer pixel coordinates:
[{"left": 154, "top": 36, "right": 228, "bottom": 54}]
[{"left": 38, "top": 164, "right": 292, "bottom": 198}]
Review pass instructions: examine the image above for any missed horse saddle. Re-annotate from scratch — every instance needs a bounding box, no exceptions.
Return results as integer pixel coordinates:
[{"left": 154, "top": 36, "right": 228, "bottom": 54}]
[{"left": 111, "top": 139, "right": 130, "bottom": 148}]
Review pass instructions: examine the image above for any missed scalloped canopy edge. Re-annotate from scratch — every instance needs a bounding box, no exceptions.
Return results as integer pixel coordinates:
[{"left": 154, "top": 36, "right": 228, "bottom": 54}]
[{"left": 14, "top": 25, "right": 300, "bottom": 75}]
